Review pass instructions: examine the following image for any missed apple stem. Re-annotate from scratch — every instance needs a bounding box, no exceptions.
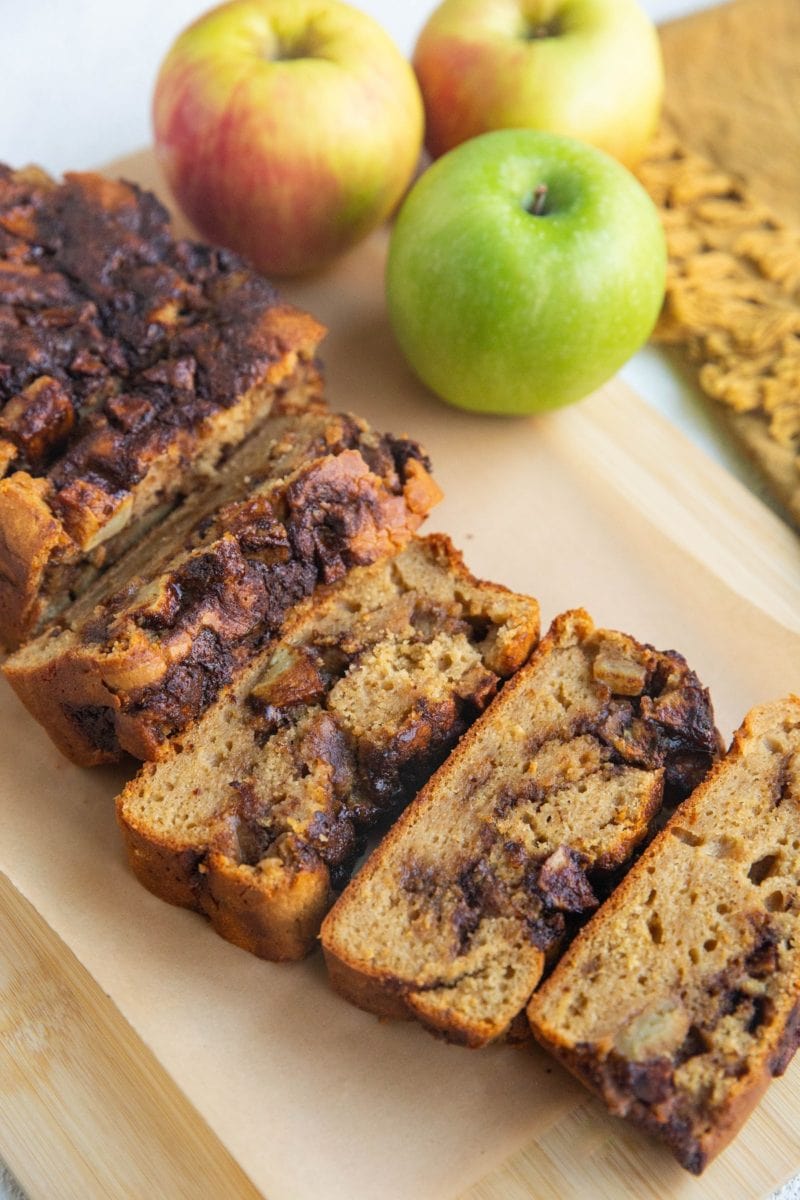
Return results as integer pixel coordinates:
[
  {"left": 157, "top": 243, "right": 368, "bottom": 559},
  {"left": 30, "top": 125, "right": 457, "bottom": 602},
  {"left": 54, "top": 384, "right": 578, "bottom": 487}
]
[
  {"left": 529, "top": 184, "right": 549, "bottom": 216},
  {"left": 522, "top": 16, "right": 562, "bottom": 39}
]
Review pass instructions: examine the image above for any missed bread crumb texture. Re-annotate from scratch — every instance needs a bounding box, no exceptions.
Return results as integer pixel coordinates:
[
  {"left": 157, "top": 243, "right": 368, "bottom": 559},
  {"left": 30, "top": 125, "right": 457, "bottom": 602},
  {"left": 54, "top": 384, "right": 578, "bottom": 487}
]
[
  {"left": 4, "top": 413, "right": 440, "bottom": 765},
  {"left": 321, "top": 610, "right": 718, "bottom": 1047},
  {"left": 529, "top": 697, "right": 800, "bottom": 1175},
  {"left": 116, "top": 535, "right": 539, "bottom": 961}
]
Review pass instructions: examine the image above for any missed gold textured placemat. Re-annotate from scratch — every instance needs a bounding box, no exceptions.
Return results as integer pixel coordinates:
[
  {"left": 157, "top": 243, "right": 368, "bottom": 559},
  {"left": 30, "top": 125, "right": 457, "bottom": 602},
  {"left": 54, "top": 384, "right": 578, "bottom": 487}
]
[
  {"left": 660, "top": 0, "right": 800, "bottom": 232},
  {"left": 639, "top": 130, "right": 800, "bottom": 531}
]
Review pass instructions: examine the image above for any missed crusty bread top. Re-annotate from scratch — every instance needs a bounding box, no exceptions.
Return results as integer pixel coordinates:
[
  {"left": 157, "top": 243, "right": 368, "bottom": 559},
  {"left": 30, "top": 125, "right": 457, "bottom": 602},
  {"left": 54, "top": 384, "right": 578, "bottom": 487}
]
[
  {"left": 529, "top": 697, "right": 800, "bottom": 1174},
  {"left": 321, "top": 610, "right": 719, "bottom": 1046},
  {"left": 0, "top": 163, "right": 327, "bottom": 646},
  {"left": 0, "top": 163, "right": 325, "bottom": 484}
]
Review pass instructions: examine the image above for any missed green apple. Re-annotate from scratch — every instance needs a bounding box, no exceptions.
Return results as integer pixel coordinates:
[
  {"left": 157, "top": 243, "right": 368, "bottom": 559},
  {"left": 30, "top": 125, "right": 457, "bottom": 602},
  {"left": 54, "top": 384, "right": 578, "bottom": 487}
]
[
  {"left": 385, "top": 128, "right": 666, "bottom": 416},
  {"left": 413, "top": 0, "right": 663, "bottom": 168},
  {"left": 153, "top": 0, "right": 424, "bottom": 276}
]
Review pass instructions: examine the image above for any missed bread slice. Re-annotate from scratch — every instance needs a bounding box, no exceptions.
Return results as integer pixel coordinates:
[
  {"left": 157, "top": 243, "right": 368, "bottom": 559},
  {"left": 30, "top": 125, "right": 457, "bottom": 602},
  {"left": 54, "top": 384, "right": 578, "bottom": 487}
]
[
  {"left": 116, "top": 535, "right": 540, "bottom": 961},
  {"left": 320, "top": 610, "right": 719, "bottom": 1047},
  {"left": 529, "top": 697, "right": 800, "bottom": 1175},
  {"left": 5, "top": 411, "right": 441, "bottom": 765},
  {"left": 0, "top": 163, "right": 326, "bottom": 648}
]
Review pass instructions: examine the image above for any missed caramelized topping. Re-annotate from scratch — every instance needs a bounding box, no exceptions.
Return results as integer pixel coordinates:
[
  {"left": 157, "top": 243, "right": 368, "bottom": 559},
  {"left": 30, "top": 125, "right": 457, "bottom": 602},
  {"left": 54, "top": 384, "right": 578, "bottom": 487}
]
[{"left": 0, "top": 161, "right": 325, "bottom": 492}]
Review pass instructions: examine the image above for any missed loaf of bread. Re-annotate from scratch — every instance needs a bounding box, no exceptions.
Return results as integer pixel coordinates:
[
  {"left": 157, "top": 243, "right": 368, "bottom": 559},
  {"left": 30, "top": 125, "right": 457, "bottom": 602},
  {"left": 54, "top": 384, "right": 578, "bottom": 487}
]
[
  {"left": 0, "top": 163, "right": 326, "bottom": 648},
  {"left": 321, "top": 610, "right": 719, "bottom": 1047},
  {"left": 5, "top": 411, "right": 441, "bottom": 765},
  {"left": 116, "top": 535, "right": 540, "bottom": 960},
  {"left": 529, "top": 697, "right": 800, "bottom": 1175}
]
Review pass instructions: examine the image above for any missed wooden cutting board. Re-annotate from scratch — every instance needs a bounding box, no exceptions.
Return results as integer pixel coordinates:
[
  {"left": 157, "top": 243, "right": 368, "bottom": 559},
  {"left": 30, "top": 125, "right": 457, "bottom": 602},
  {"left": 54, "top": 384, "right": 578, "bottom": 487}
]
[
  {"left": 3, "top": 6, "right": 800, "bottom": 1200},
  {"left": 660, "top": 0, "right": 800, "bottom": 227}
]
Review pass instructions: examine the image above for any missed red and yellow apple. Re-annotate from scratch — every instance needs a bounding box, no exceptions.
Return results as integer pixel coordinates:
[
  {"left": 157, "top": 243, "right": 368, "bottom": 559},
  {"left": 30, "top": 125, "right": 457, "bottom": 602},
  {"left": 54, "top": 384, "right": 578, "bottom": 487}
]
[
  {"left": 413, "top": 0, "right": 664, "bottom": 168},
  {"left": 153, "top": 0, "right": 424, "bottom": 276}
]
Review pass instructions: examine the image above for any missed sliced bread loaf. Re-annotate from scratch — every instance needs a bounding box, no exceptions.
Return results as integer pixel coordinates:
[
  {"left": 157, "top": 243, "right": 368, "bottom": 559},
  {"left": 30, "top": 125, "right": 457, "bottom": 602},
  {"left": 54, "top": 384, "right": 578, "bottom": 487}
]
[
  {"left": 116, "top": 535, "right": 540, "bottom": 960},
  {"left": 529, "top": 697, "right": 800, "bottom": 1174},
  {"left": 0, "top": 164, "right": 325, "bottom": 647},
  {"left": 321, "top": 610, "right": 719, "bottom": 1046},
  {"left": 5, "top": 411, "right": 440, "bottom": 765}
]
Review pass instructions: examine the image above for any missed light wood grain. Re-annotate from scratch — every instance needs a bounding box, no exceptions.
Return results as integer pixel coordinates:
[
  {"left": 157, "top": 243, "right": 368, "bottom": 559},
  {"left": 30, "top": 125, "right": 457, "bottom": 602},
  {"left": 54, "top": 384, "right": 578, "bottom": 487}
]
[
  {"left": 463, "top": 1093, "right": 800, "bottom": 1200},
  {"left": 0, "top": 873, "right": 262, "bottom": 1200},
  {"left": 661, "top": 0, "right": 800, "bottom": 227}
]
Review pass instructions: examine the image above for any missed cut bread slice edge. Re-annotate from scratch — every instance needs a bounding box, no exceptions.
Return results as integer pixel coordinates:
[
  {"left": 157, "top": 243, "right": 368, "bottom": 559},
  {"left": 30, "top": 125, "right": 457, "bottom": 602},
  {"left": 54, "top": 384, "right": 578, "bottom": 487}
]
[
  {"left": 115, "top": 535, "right": 540, "bottom": 961},
  {"left": 5, "top": 413, "right": 442, "bottom": 766},
  {"left": 528, "top": 696, "right": 800, "bottom": 1175},
  {"left": 321, "top": 609, "right": 720, "bottom": 1047}
]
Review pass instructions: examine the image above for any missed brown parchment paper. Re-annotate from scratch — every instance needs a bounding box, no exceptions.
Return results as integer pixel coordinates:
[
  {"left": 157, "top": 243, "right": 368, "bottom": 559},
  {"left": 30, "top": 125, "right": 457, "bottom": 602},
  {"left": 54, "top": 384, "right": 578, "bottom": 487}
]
[{"left": 2, "top": 160, "right": 800, "bottom": 1200}]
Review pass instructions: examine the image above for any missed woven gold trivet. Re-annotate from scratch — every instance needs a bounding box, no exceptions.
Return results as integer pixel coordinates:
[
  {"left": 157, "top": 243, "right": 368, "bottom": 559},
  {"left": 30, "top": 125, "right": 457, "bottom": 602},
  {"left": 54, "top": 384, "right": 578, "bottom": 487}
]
[{"left": 638, "top": 129, "right": 800, "bottom": 530}]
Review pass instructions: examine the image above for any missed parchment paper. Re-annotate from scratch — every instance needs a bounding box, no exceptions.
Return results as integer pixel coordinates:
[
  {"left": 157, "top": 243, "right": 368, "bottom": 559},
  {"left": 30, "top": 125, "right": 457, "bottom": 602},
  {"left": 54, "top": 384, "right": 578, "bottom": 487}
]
[{"left": 1, "top": 161, "right": 800, "bottom": 1200}]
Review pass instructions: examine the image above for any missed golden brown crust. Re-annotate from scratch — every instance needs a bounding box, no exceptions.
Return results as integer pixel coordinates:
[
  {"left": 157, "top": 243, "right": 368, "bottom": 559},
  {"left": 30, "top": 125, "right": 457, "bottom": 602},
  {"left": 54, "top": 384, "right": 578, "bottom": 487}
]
[
  {"left": 119, "top": 771, "right": 331, "bottom": 961},
  {"left": 0, "top": 471, "right": 73, "bottom": 646},
  {"left": 5, "top": 413, "right": 441, "bottom": 765},
  {"left": 323, "top": 946, "right": 415, "bottom": 1023},
  {"left": 120, "top": 793, "right": 205, "bottom": 909},
  {"left": 0, "top": 163, "right": 327, "bottom": 649},
  {"left": 202, "top": 852, "right": 333, "bottom": 962},
  {"left": 321, "top": 609, "right": 719, "bottom": 1047},
  {"left": 4, "top": 641, "right": 122, "bottom": 767},
  {"left": 115, "top": 535, "right": 540, "bottom": 961},
  {"left": 529, "top": 697, "right": 800, "bottom": 1175}
]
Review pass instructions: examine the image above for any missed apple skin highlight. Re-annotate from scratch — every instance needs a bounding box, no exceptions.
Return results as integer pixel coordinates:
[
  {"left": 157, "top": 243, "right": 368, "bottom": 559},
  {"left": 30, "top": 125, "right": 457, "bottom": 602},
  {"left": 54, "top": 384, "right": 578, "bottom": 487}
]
[
  {"left": 385, "top": 129, "right": 667, "bottom": 417},
  {"left": 413, "top": 0, "right": 664, "bottom": 168},
  {"left": 153, "top": 0, "right": 424, "bottom": 276}
]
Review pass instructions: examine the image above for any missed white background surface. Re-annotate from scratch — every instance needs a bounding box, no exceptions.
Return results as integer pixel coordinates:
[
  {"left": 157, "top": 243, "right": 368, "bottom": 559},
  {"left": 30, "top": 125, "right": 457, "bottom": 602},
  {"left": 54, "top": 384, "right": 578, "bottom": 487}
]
[
  {"left": 3, "top": 0, "right": 718, "bottom": 177},
  {"left": 0, "top": 2, "right": 794, "bottom": 1197}
]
